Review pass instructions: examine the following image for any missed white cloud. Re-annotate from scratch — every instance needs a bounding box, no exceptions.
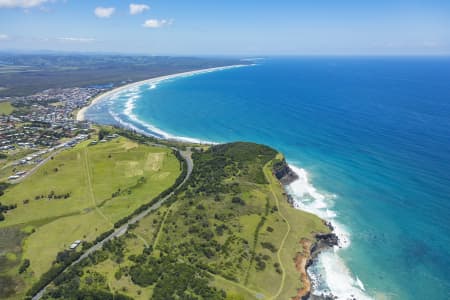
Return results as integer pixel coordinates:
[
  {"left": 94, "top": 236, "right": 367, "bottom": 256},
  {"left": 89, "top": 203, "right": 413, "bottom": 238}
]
[
  {"left": 58, "top": 37, "right": 95, "bottom": 43},
  {"left": 0, "top": 34, "right": 9, "bottom": 40},
  {"left": 129, "top": 3, "right": 149, "bottom": 15},
  {"left": 142, "top": 19, "right": 173, "bottom": 28},
  {"left": 0, "top": 0, "right": 48, "bottom": 8},
  {"left": 94, "top": 6, "right": 115, "bottom": 18}
]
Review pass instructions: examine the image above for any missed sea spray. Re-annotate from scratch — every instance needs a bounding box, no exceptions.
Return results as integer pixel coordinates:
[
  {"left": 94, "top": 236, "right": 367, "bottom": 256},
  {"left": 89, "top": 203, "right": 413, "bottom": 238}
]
[{"left": 286, "top": 165, "right": 372, "bottom": 299}]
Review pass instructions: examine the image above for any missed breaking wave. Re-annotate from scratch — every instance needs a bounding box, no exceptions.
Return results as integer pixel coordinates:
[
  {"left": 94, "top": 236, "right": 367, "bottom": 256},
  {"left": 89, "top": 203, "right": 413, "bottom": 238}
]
[{"left": 286, "top": 165, "right": 372, "bottom": 300}]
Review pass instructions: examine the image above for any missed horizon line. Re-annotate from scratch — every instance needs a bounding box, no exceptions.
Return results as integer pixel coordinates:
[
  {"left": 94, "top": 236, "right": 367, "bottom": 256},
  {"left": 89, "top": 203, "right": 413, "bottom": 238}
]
[{"left": 0, "top": 49, "right": 450, "bottom": 58}]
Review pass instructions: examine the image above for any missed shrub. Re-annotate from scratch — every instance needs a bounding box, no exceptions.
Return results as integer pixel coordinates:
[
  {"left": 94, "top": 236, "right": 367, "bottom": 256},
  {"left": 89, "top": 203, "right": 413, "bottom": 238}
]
[
  {"left": 261, "top": 242, "right": 277, "bottom": 253},
  {"left": 19, "top": 259, "right": 31, "bottom": 274},
  {"left": 231, "top": 197, "right": 245, "bottom": 205}
]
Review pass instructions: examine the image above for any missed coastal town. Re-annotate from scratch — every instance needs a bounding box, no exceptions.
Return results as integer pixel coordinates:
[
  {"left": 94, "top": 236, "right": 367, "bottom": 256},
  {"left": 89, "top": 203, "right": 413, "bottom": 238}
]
[{"left": 0, "top": 87, "right": 105, "bottom": 182}]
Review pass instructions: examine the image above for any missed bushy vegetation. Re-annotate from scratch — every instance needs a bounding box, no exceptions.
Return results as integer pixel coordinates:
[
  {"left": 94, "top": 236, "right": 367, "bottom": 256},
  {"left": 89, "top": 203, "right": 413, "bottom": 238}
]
[
  {"left": 0, "top": 182, "right": 10, "bottom": 197},
  {"left": 29, "top": 139, "right": 329, "bottom": 300},
  {"left": 43, "top": 236, "right": 225, "bottom": 300},
  {"left": 43, "top": 263, "right": 133, "bottom": 300},
  {"left": 18, "top": 258, "right": 30, "bottom": 274},
  {"left": 0, "top": 183, "right": 13, "bottom": 221},
  {"left": 26, "top": 250, "right": 83, "bottom": 298},
  {"left": 0, "top": 201, "right": 16, "bottom": 222},
  {"left": 186, "top": 142, "right": 276, "bottom": 196},
  {"left": 129, "top": 254, "right": 225, "bottom": 299},
  {"left": 154, "top": 142, "right": 279, "bottom": 286}
]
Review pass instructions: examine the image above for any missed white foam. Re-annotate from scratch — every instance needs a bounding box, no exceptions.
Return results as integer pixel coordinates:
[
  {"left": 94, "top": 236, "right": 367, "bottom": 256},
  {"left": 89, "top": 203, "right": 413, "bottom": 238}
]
[
  {"left": 108, "top": 102, "right": 215, "bottom": 145},
  {"left": 309, "top": 250, "right": 372, "bottom": 300},
  {"left": 356, "top": 276, "right": 366, "bottom": 291},
  {"left": 80, "top": 64, "right": 249, "bottom": 122},
  {"left": 83, "top": 64, "right": 371, "bottom": 300},
  {"left": 90, "top": 64, "right": 250, "bottom": 144},
  {"left": 286, "top": 164, "right": 372, "bottom": 299}
]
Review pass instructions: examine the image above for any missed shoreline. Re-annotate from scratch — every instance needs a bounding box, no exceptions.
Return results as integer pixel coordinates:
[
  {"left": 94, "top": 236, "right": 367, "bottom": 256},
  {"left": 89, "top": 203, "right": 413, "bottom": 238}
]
[
  {"left": 76, "top": 64, "right": 249, "bottom": 122},
  {"left": 76, "top": 63, "right": 367, "bottom": 299},
  {"left": 285, "top": 165, "right": 371, "bottom": 300},
  {"left": 277, "top": 168, "right": 339, "bottom": 300}
]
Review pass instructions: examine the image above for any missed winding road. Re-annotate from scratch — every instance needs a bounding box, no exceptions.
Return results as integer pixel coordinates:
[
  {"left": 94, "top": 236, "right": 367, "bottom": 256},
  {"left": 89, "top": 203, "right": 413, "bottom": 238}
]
[{"left": 31, "top": 147, "right": 193, "bottom": 300}]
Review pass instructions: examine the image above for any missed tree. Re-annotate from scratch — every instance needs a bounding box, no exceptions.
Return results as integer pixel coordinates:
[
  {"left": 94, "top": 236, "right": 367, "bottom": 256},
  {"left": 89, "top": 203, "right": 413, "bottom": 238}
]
[
  {"left": 98, "top": 129, "right": 109, "bottom": 140},
  {"left": 19, "top": 259, "right": 31, "bottom": 274}
]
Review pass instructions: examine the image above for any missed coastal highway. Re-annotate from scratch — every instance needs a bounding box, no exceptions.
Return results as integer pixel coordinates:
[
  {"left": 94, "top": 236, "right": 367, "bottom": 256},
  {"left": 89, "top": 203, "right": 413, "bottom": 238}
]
[
  {"left": 9, "top": 136, "right": 86, "bottom": 184},
  {"left": 31, "top": 148, "right": 193, "bottom": 300},
  {"left": 9, "top": 148, "right": 64, "bottom": 184}
]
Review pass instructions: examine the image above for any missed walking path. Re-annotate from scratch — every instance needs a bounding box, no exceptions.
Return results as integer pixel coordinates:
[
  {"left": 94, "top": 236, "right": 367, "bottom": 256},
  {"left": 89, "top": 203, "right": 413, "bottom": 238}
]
[{"left": 264, "top": 164, "right": 290, "bottom": 300}]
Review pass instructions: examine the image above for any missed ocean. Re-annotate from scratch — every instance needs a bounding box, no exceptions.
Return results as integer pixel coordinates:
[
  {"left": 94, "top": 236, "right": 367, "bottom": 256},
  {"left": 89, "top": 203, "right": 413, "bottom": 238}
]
[{"left": 84, "top": 57, "right": 450, "bottom": 299}]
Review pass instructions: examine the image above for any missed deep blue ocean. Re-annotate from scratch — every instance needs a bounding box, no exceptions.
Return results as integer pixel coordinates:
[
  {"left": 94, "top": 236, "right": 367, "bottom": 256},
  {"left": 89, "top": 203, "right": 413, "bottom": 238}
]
[{"left": 85, "top": 57, "right": 450, "bottom": 299}]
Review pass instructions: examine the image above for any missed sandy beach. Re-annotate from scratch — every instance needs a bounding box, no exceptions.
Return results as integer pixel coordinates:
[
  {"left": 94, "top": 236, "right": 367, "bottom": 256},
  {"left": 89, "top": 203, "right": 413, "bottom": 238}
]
[{"left": 76, "top": 64, "right": 248, "bottom": 121}]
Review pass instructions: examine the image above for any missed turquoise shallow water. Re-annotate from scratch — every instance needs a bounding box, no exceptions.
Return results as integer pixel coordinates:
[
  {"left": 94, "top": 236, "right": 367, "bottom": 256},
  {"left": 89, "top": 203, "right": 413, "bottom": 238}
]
[{"left": 85, "top": 57, "right": 450, "bottom": 299}]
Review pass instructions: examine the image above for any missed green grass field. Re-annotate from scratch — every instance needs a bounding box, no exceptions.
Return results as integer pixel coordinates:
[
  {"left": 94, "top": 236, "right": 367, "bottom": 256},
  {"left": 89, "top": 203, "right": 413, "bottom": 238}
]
[
  {"left": 0, "top": 136, "right": 181, "bottom": 299},
  {"left": 0, "top": 102, "right": 14, "bottom": 115},
  {"left": 45, "top": 142, "right": 330, "bottom": 300},
  {"left": 0, "top": 149, "right": 54, "bottom": 182}
]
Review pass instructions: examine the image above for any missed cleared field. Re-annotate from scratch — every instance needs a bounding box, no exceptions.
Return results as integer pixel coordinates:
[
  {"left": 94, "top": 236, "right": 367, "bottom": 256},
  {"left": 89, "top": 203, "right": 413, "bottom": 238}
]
[{"left": 0, "top": 136, "right": 181, "bottom": 299}]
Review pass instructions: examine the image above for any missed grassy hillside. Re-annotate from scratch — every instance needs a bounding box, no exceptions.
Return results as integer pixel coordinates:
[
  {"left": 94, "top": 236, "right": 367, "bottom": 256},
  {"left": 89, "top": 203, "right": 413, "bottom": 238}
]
[
  {"left": 43, "top": 142, "right": 330, "bottom": 300},
  {"left": 0, "top": 135, "right": 182, "bottom": 299}
]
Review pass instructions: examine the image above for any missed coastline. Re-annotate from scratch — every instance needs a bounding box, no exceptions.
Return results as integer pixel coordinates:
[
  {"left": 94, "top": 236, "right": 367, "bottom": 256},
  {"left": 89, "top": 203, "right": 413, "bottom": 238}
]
[
  {"left": 275, "top": 162, "right": 339, "bottom": 300},
  {"left": 76, "top": 64, "right": 249, "bottom": 122},
  {"left": 76, "top": 63, "right": 370, "bottom": 299}
]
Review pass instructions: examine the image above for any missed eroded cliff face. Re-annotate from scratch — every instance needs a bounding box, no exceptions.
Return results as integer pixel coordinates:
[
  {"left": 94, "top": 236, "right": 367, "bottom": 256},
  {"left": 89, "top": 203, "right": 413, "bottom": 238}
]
[
  {"left": 271, "top": 157, "right": 340, "bottom": 300},
  {"left": 272, "top": 157, "right": 299, "bottom": 185}
]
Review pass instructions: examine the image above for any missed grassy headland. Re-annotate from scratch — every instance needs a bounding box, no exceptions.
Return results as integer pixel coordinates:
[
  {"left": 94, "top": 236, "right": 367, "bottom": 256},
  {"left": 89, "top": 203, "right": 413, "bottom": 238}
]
[{"left": 39, "top": 141, "right": 330, "bottom": 299}]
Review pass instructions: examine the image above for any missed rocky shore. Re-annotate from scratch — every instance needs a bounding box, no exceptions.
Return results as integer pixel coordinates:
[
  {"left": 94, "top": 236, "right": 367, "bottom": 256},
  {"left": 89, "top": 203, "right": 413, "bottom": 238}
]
[
  {"left": 299, "top": 232, "right": 339, "bottom": 300},
  {"left": 273, "top": 157, "right": 299, "bottom": 185},
  {"left": 273, "top": 159, "right": 339, "bottom": 300}
]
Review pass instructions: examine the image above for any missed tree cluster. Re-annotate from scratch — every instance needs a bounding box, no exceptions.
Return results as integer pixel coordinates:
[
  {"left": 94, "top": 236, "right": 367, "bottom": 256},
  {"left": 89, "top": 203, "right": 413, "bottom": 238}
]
[{"left": 129, "top": 254, "right": 226, "bottom": 300}]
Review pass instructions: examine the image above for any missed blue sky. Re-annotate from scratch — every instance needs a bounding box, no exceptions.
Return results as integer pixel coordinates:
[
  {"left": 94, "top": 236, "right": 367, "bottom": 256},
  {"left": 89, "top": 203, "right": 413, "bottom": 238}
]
[{"left": 0, "top": 0, "right": 449, "bottom": 55}]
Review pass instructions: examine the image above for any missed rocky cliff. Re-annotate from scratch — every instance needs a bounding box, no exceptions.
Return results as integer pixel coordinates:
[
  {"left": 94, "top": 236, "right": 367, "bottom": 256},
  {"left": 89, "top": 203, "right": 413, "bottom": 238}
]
[{"left": 272, "top": 157, "right": 299, "bottom": 185}]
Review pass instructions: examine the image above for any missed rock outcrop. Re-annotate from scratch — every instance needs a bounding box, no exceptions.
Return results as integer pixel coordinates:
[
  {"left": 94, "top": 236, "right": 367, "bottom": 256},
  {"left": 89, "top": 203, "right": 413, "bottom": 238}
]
[
  {"left": 310, "top": 233, "right": 339, "bottom": 258},
  {"left": 273, "top": 158, "right": 299, "bottom": 185}
]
